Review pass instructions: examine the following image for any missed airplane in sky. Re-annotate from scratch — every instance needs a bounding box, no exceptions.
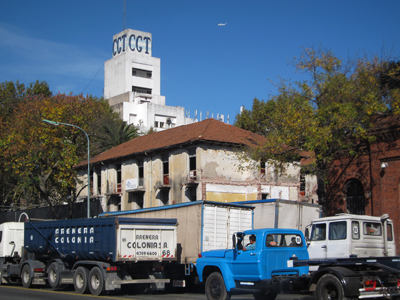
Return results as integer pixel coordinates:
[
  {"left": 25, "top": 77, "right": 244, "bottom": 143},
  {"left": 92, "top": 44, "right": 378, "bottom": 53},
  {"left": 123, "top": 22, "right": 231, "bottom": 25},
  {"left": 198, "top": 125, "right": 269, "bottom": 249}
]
[{"left": 217, "top": 23, "right": 227, "bottom": 26}]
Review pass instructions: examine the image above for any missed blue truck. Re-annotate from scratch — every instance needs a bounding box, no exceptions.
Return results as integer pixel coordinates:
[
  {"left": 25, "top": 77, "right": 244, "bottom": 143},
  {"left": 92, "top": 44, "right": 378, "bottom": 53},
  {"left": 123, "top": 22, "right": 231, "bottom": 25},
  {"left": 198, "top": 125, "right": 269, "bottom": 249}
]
[
  {"left": 0, "top": 217, "right": 178, "bottom": 295},
  {"left": 196, "top": 227, "right": 400, "bottom": 300}
]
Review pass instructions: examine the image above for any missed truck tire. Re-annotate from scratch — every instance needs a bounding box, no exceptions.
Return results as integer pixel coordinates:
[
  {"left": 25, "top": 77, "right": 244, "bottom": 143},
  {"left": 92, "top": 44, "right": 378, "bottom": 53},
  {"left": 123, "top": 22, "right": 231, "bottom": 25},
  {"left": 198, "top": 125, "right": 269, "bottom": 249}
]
[
  {"left": 205, "top": 272, "right": 231, "bottom": 300},
  {"left": 88, "top": 267, "right": 105, "bottom": 296},
  {"left": 315, "top": 274, "right": 348, "bottom": 300},
  {"left": 21, "top": 265, "right": 33, "bottom": 288},
  {"left": 48, "top": 262, "right": 64, "bottom": 289},
  {"left": 74, "top": 266, "right": 89, "bottom": 294},
  {"left": 253, "top": 291, "right": 278, "bottom": 300}
]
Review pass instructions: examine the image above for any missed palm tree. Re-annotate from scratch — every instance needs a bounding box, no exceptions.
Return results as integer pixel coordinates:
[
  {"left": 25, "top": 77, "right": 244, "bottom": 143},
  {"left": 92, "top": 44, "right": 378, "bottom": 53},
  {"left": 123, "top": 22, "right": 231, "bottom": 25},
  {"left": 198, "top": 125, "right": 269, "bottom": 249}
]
[{"left": 95, "top": 121, "right": 139, "bottom": 153}]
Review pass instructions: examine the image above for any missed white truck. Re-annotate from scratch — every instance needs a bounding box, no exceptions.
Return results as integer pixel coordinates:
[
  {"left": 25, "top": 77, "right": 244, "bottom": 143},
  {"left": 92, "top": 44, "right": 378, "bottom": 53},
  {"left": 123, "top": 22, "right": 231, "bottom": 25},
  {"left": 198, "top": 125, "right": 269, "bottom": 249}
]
[{"left": 306, "top": 213, "right": 396, "bottom": 259}]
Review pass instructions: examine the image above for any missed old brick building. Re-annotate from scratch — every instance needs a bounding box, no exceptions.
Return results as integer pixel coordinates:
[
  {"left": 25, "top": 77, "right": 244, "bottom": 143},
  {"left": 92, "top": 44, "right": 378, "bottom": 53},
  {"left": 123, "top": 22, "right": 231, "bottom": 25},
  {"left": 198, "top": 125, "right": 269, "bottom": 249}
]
[
  {"left": 76, "top": 119, "right": 318, "bottom": 213},
  {"left": 325, "top": 114, "right": 400, "bottom": 252}
]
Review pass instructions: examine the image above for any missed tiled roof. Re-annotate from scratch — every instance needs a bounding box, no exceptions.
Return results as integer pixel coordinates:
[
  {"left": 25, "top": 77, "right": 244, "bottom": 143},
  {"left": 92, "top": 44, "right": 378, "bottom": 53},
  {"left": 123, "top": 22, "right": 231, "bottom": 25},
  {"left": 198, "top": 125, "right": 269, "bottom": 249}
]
[{"left": 76, "top": 118, "right": 265, "bottom": 167}]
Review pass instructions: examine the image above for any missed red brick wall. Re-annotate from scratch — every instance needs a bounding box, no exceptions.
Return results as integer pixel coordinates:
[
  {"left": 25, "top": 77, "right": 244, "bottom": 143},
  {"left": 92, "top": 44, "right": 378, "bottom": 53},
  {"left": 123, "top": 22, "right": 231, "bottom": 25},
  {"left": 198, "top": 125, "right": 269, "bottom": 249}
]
[{"left": 326, "top": 138, "right": 400, "bottom": 254}]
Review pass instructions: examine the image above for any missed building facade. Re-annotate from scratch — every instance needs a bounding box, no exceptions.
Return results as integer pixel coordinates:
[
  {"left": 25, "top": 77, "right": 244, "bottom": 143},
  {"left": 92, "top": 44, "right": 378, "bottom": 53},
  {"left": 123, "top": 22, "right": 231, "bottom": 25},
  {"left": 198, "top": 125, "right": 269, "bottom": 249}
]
[
  {"left": 325, "top": 114, "right": 400, "bottom": 253},
  {"left": 104, "top": 29, "right": 194, "bottom": 133},
  {"left": 76, "top": 119, "right": 318, "bottom": 213}
]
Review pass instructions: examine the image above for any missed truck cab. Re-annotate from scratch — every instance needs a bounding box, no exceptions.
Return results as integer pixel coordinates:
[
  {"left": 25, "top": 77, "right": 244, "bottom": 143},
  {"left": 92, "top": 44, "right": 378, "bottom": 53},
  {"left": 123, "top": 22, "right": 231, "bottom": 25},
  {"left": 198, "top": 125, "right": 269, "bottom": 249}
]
[
  {"left": 305, "top": 213, "right": 396, "bottom": 259},
  {"left": 0, "top": 222, "right": 24, "bottom": 259},
  {"left": 196, "top": 228, "right": 309, "bottom": 300}
]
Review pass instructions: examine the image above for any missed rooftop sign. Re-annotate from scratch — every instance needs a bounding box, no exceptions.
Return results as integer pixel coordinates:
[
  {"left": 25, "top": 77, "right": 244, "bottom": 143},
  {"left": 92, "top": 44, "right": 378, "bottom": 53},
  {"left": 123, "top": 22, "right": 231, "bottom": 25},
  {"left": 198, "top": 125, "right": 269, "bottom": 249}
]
[{"left": 112, "top": 29, "right": 152, "bottom": 57}]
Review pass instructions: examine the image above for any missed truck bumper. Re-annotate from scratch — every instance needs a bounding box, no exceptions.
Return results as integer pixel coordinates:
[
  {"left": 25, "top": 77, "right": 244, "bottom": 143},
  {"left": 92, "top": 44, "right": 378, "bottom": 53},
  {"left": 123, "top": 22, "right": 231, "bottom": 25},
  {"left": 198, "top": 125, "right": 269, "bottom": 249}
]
[{"left": 232, "top": 276, "right": 309, "bottom": 294}]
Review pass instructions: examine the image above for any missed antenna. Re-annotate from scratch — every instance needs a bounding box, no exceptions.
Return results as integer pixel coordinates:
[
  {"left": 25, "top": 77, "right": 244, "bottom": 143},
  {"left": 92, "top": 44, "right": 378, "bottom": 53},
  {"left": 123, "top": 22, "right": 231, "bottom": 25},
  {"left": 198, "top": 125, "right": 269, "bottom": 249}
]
[{"left": 123, "top": 0, "right": 126, "bottom": 30}]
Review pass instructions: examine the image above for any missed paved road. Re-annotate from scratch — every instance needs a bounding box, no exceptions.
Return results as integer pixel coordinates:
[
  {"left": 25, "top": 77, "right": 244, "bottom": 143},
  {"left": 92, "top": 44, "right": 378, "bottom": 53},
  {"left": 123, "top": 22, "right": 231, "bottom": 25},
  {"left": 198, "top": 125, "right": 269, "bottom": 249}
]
[{"left": 0, "top": 285, "right": 315, "bottom": 300}]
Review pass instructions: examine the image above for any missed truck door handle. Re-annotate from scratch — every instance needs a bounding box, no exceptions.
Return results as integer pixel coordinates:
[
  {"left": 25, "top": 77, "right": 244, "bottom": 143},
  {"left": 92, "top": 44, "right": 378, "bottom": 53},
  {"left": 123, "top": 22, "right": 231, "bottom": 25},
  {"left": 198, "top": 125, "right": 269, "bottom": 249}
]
[
  {"left": 250, "top": 253, "right": 256, "bottom": 256},
  {"left": 321, "top": 245, "right": 326, "bottom": 249}
]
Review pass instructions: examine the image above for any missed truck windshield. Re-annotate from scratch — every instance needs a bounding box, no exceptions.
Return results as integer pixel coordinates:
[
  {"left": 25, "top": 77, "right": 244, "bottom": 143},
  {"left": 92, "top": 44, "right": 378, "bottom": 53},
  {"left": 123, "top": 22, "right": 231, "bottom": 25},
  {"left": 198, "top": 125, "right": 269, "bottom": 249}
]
[{"left": 266, "top": 234, "right": 303, "bottom": 247}]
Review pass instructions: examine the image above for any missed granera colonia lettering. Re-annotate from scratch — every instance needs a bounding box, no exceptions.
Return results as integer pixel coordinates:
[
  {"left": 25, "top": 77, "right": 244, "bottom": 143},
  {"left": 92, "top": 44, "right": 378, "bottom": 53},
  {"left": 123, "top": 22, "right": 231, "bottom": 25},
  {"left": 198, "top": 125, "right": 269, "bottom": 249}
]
[
  {"left": 53, "top": 227, "right": 95, "bottom": 244},
  {"left": 113, "top": 34, "right": 151, "bottom": 56}
]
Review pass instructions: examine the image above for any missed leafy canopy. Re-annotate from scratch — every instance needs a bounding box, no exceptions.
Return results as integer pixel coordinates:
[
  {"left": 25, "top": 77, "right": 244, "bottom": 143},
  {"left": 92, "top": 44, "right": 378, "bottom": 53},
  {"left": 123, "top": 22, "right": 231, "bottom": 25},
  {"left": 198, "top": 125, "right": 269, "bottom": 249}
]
[
  {"left": 235, "top": 48, "right": 400, "bottom": 175},
  {"left": 0, "top": 81, "right": 138, "bottom": 216}
]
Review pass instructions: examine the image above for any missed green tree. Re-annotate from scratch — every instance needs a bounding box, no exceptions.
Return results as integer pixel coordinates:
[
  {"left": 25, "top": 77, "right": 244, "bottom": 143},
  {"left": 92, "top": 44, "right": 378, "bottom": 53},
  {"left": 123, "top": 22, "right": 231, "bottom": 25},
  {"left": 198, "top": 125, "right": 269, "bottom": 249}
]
[
  {"left": 93, "top": 119, "right": 139, "bottom": 153},
  {"left": 235, "top": 48, "right": 400, "bottom": 192},
  {"left": 0, "top": 88, "right": 121, "bottom": 218}
]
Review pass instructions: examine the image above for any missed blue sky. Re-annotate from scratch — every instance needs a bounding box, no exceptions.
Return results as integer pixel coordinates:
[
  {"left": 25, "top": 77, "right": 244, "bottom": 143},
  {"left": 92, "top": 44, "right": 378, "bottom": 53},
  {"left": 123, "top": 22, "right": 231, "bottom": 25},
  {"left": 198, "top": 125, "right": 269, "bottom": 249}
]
[{"left": 1, "top": 0, "right": 399, "bottom": 124}]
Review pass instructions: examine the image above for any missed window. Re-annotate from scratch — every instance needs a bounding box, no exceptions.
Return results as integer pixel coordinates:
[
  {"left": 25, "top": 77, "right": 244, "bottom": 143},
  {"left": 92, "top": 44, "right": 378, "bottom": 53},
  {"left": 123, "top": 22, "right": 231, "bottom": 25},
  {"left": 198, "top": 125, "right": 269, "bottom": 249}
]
[
  {"left": 96, "top": 169, "right": 101, "bottom": 195},
  {"left": 162, "top": 154, "right": 169, "bottom": 185},
  {"left": 132, "top": 68, "right": 152, "bottom": 78},
  {"left": 364, "top": 222, "right": 382, "bottom": 236},
  {"left": 154, "top": 121, "right": 159, "bottom": 128},
  {"left": 352, "top": 221, "right": 360, "bottom": 240},
  {"left": 189, "top": 148, "right": 196, "bottom": 180},
  {"left": 310, "top": 223, "right": 326, "bottom": 241},
  {"left": 260, "top": 160, "right": 266, "bottom": 175},
  {"left": 329, "top": 221, "right": 347, "bottom": 240},
  {"left": 117, "top": 164, "right": 122, "bottom": 184},
  {"left": 346, "top": 179, "right": 365, "bottom": 215},
  {"left": 300, "top": 173, "right": 305, "bottom": 192},
  {"left": 138, "top": 159, "right": 144, "bottom": 187},
  {"left": 265, "top": 234, "right": 303, "bottom": 247},
  {"left": 129, "top": 192, "right": 144, "bottom": 209},
  {"left": 158, "top": 189, "right": 169, "bottom": 205},
  {"left": 117, "top": 164, "right": 122, "bottom": 193},
  {"left": 387, "top": 223, "right": 393, "bottom": 241},
  {"left": 132, "top": 86, "right": 152, "bottom": 94},
  {"left": 186, "top": 186, "right": 197, "bottom": 201}
]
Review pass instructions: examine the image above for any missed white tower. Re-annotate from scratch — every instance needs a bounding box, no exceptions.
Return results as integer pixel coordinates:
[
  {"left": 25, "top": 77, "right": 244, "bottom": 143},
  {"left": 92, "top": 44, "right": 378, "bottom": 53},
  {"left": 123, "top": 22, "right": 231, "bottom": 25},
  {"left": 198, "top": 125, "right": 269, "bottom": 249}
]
[{"left": 104, "top": 29, "right": 192, "bottom": 133}]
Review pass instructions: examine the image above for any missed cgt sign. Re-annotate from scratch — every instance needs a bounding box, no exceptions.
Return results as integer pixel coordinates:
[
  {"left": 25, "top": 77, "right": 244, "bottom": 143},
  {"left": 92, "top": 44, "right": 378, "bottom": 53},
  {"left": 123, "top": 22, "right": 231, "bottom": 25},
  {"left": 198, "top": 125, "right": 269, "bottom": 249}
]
[{"left": 113, "top": 30, "right": 152, "bottom": 57}]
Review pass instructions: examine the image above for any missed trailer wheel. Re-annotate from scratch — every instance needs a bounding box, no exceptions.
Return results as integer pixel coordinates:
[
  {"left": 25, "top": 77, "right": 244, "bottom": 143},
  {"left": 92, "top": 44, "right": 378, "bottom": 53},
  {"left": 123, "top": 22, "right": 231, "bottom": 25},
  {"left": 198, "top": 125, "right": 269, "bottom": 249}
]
[
  {"left": 315, "top": 274, "right": 348, "bottom": 300},
  {"left": 88, "top": 267, "right": 105, "bottom": 296},
  {"left": 74, "top": 266, "right": 89, "bottom": 294},
  {"left": 205, "top": 272, "right": 231, "bottom": 300},
  {"left": 48, "top": 262, "right": 64, "bottom": 289},
  {"left": 21, "top": 265, "right": 33, "bottom": 288},
  {"left": 253, "top": 291, "right": 278, "bottom": 300}
]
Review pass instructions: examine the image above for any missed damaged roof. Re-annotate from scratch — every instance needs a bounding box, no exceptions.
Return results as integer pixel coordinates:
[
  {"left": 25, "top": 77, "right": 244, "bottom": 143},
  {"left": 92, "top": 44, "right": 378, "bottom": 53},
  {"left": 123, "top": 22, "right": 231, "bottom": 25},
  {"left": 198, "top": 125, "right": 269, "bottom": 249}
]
[{"left": 76, "top": 118, "right": 265, "bottom": 167}]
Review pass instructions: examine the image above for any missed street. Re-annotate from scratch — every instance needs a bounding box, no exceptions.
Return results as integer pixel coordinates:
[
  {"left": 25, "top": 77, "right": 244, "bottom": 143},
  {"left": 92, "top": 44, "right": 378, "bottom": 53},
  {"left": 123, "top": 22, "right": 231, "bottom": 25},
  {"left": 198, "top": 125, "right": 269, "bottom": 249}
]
[{"left": 0, "top": 285, "right": 315, "bottom": 300}]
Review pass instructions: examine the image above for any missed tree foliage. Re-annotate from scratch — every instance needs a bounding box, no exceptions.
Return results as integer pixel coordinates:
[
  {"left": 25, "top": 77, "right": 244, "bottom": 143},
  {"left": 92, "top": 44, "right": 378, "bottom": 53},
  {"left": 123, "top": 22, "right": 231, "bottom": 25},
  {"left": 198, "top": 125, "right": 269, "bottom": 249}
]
[
  {"left": 0, "top": 81, "right": 136, "bottom": 217},
  {"left": 235, "top": 48, "right": 400, "bottom": 179}
]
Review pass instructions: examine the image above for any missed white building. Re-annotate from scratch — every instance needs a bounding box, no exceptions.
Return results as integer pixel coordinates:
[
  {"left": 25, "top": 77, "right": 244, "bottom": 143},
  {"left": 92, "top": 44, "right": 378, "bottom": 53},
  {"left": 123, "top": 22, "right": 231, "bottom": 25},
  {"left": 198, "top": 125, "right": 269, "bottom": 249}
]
[{"left": 104, "top": 29, "right": 193, "bottom": 133}]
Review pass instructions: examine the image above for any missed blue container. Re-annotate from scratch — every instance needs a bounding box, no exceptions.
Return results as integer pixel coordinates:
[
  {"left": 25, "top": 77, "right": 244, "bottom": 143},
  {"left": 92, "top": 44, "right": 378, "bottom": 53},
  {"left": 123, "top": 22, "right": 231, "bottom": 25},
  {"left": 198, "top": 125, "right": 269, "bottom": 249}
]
[{"left": 24, "top": 217, "right": 177, "bottom": 262}]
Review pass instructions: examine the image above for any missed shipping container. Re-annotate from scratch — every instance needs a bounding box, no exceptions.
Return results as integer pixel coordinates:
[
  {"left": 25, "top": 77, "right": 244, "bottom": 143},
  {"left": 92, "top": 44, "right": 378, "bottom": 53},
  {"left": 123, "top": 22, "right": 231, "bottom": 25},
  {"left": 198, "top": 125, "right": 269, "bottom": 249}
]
[
  {"left": 99, "top": 201, "right": 254, "bottom": 264},
  {"left": 234, "top": 199, "right": 321, "bottom": 232}
]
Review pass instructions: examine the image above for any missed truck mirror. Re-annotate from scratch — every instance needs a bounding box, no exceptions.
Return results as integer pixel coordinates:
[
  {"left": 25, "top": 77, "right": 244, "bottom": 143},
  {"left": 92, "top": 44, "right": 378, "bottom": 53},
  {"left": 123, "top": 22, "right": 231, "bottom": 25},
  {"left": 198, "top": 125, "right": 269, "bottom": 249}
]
[
  {"left": 304, "top": 228, "right": 309, "bottom": 241},
  {"left": 232, "top": 234, "right": 236, "bottom": 249}
]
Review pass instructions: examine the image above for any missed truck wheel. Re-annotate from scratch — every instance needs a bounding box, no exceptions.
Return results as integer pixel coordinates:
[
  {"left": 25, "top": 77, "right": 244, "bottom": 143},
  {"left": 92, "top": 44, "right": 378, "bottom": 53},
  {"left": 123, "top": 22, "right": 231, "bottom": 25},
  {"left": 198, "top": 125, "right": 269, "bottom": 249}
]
[
  {"left": 21, "top": 265, "right": 33, "bottom": 288},
  {"left": 48, "top": 262, "right": 64, "bottom": 289},
  {"left": 316, "top": 274, "right": 348, "bottom": 300},
  {"left": 74, "top": 266, "right": 89, "bottom": 294},
  {"left": 205, "top": 272, "right": 231, "bottom": 300},
  {"left": 88, "top": 267, "right": 105, "bottom": 296},
  {"left": 253, "top": 291, "right": 278, "bottom": 300}
]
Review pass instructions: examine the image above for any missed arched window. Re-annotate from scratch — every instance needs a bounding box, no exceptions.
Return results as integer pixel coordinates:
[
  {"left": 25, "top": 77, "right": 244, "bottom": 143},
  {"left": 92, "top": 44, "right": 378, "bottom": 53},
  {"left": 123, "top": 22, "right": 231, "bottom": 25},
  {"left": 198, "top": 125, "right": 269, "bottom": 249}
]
[{"left": 346, "top": 179, "right": 365, "bottom": 215}]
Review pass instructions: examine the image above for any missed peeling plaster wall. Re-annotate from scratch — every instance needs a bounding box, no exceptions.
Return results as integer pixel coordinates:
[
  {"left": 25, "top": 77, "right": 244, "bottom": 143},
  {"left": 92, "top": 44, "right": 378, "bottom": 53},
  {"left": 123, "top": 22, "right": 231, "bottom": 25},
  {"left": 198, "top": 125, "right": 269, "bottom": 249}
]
[{"left": 79, "top": 142, "right": 317, "bottom": 213}]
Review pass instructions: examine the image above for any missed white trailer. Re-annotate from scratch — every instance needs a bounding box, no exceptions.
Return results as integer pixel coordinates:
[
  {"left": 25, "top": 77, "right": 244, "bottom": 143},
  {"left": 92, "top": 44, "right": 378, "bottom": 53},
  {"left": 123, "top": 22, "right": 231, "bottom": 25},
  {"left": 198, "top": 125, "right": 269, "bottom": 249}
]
[
  {"left": 234, "top": 199, "right": 321, "bottom": 232},
  {"left": 99, "top": 201, "right": 254, "bottom": 289}
]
